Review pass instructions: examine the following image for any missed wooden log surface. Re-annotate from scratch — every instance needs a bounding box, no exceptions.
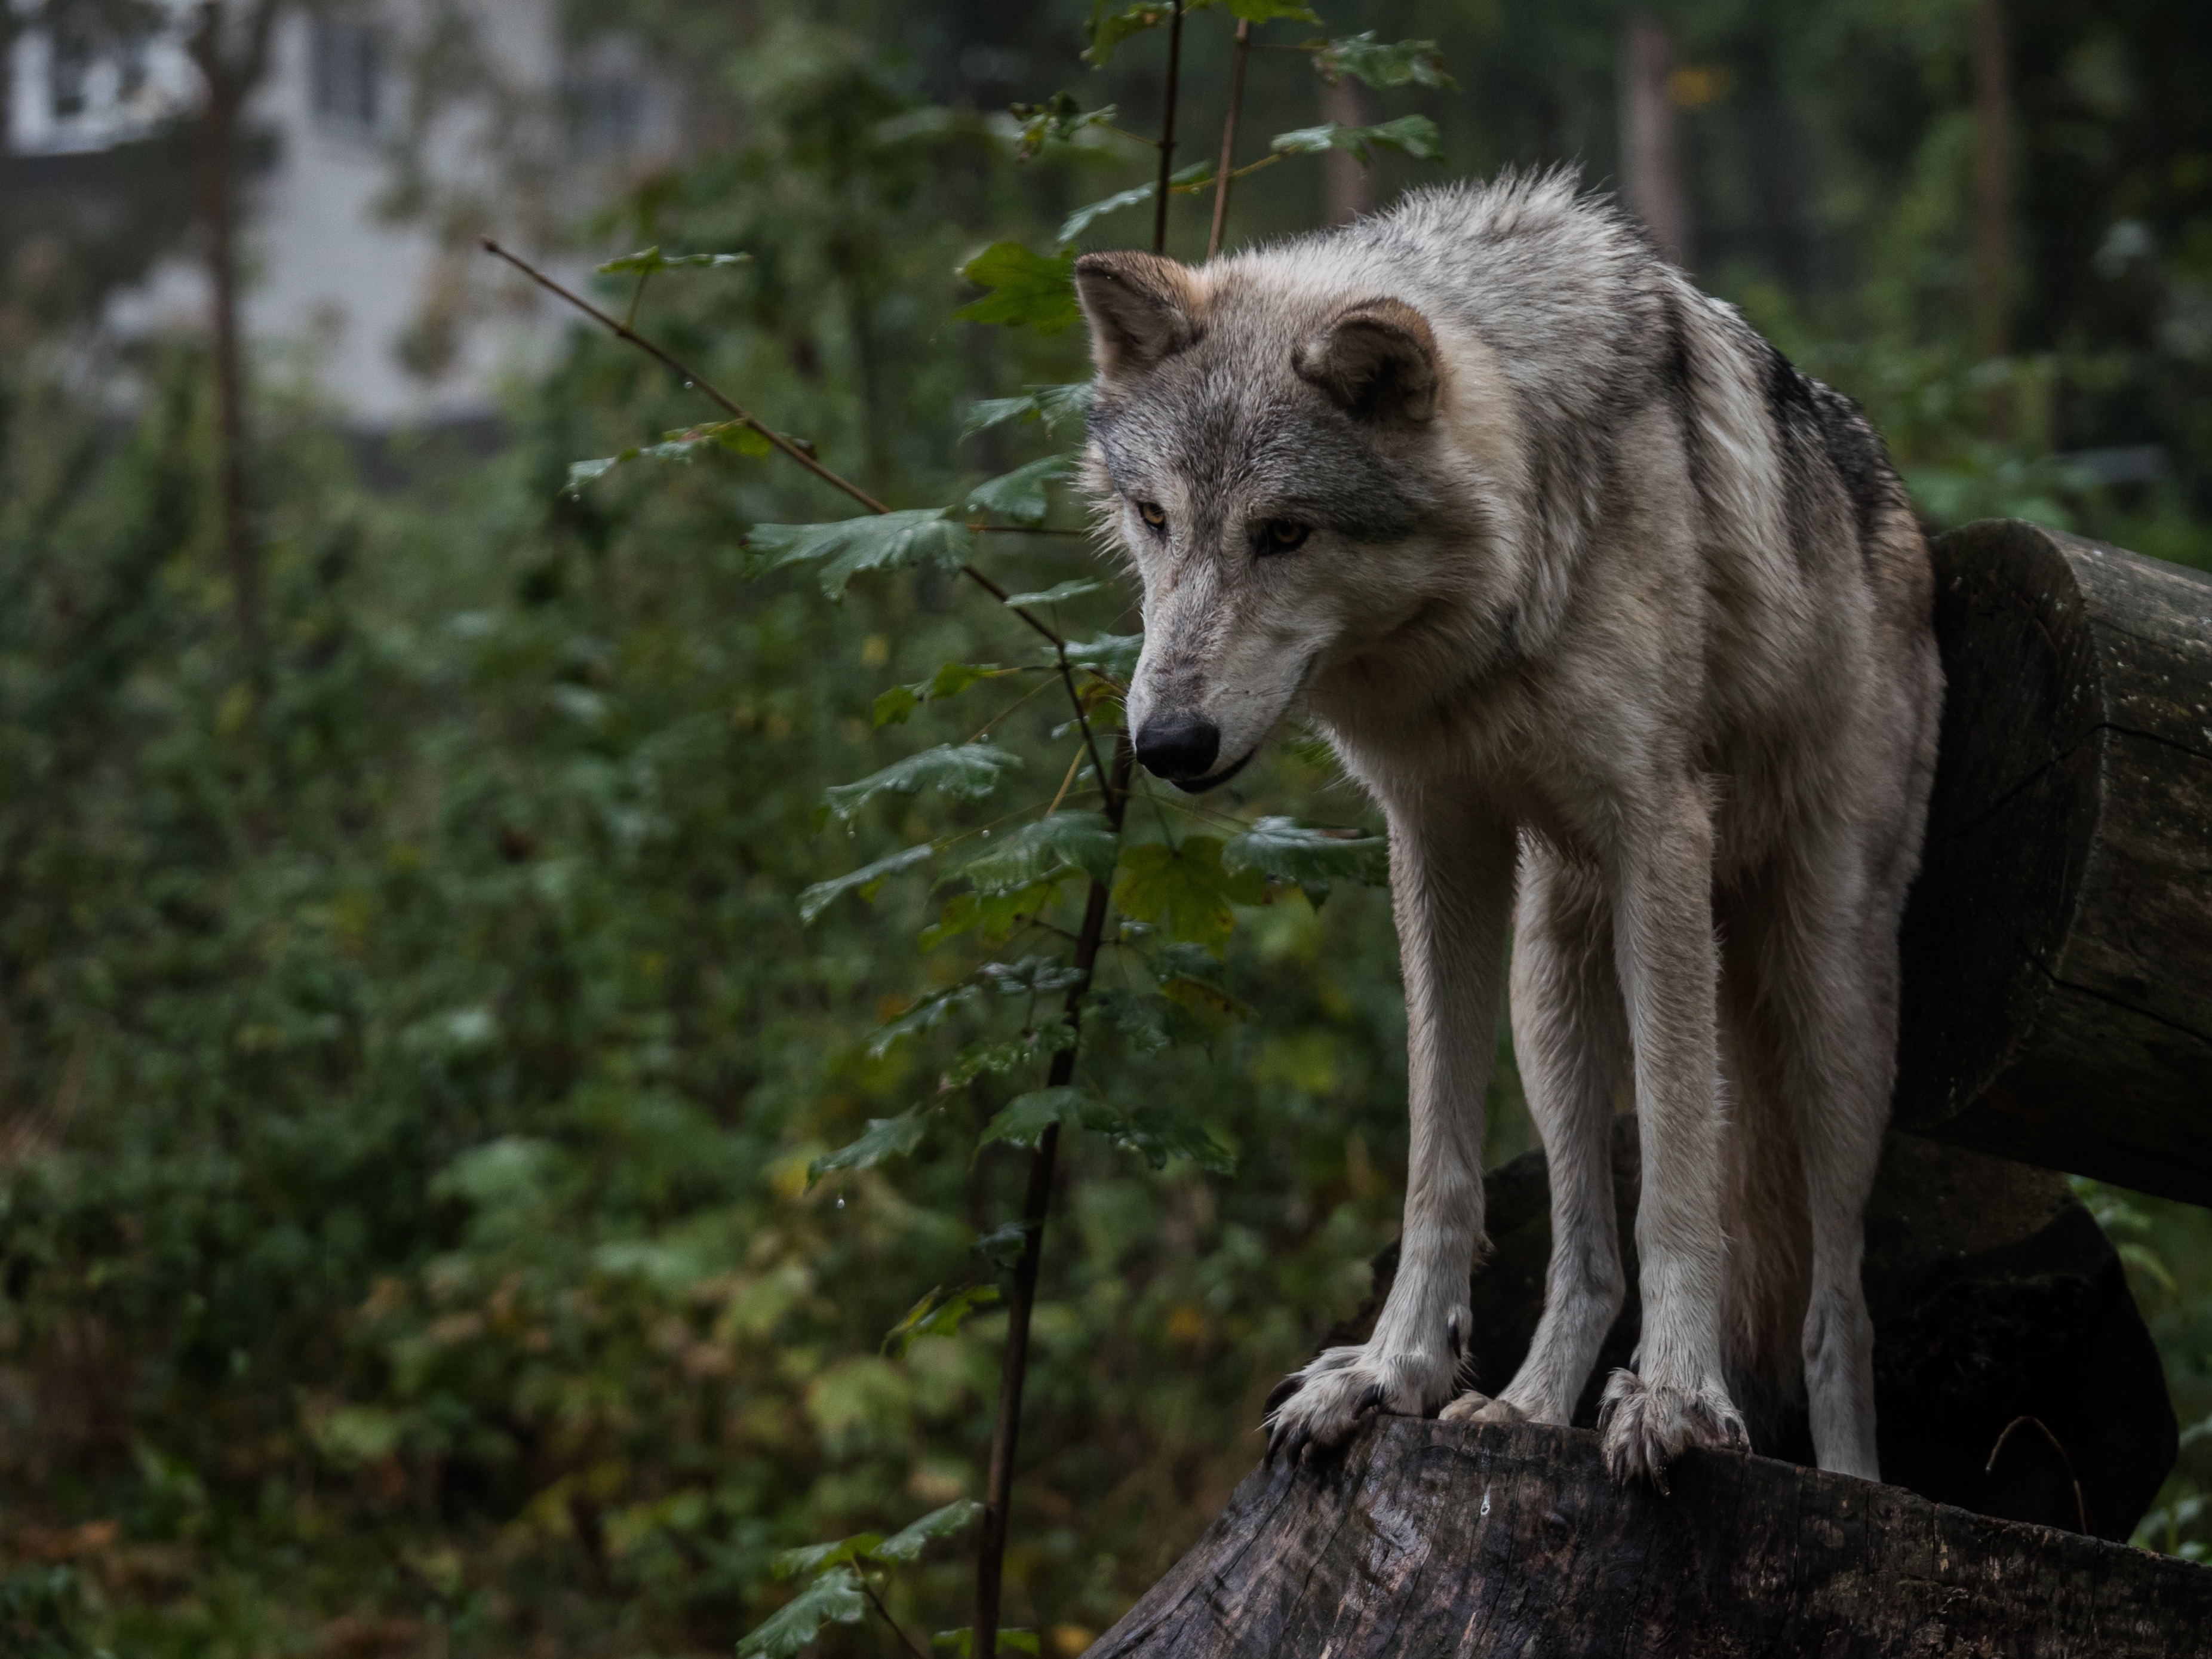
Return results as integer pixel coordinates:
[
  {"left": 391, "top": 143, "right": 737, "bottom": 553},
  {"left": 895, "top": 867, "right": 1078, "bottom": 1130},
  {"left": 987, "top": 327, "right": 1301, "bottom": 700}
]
[
  {"left": 1900, "top": 521, "right": 2212, "bottom": 1202},
  {"left": 1332, "top": 1119, "right": 2176, "bottom": 1540},
  {"left": 1084, "top": 1417, "right": 2212, "bottom": 1659}
]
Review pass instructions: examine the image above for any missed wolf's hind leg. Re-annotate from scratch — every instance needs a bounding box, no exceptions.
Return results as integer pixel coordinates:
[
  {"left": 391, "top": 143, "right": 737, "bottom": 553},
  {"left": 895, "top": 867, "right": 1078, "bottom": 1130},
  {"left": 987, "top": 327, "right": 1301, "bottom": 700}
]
[
  {"left": 1751, "top": 848, "right": 1891, "bottom": 1482},
  {"left": 1444, "top": 843, "right": 1626, "bottom": 1428}
]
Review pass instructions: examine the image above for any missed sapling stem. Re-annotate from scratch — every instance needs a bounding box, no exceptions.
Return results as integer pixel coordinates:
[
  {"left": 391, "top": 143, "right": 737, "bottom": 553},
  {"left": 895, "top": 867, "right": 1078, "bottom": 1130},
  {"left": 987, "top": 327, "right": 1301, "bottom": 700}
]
[
  {"left": 1208, "top": 20, "right": 1252, "bottom": 259},
  {"left": 976, "top": 10, "right": 1182, "bottom": 1641}
]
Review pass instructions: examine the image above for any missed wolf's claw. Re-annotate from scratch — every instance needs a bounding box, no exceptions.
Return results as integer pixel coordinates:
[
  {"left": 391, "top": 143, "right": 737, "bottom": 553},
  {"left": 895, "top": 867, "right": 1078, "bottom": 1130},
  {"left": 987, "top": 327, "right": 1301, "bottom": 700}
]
[
  {"left": 1261, "top": 1335, "right": 1461, "bottom": 1460},
  {"left": 1596, "top": 1369, "right": 1747, "bottom": 1492}
]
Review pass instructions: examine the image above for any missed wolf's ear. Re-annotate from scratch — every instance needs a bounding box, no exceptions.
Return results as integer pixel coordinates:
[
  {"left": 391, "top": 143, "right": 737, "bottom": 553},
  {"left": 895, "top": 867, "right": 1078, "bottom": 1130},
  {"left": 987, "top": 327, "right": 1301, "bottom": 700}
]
[
  {"left": 1074, "top": 251, "right": 1202, "bottom": 382},
  {"left": 1294, "top": 299, "right": 1439, "bottom": 425}
]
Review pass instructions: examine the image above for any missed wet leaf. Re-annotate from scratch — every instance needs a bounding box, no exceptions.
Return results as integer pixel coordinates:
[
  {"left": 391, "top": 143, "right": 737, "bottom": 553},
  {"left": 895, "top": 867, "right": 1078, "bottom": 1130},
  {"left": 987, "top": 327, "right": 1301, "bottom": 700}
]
[
  {"left": 1009, "top": 93, "right": 1119, "bottom": 161},
  {"left": 883, "top": 1286, "right": 1001, "bottom": 1358},
  {"left": 808, "top": 1105, "right": 931, "bottom": 1186},
  {"left": 597, "top": 246, "right": 751, "bottom": 275},
  {"left": 738, "top": 1565, "right": 866, "bottom": 1657},
  {"left": 746, "top": 511, "right": 975, "bottom": 600},
  {"left": 874, "top": 1498, "right": 986, "bottom": 1562},
  {"left": 1222, "top": 815, "right": 1388, "bottom": 905},
  {"left": 1061, "top": 633, "right": 1143, "bottom": 684},
  {"left": 954, "top": 242, "right": 1080, "bottom": 334},
  {"left": 981, "top": 1086, "right": 1122, "bottom": 1150},
  {"left": 1310, "top": 32, "right": 1455, "bottom": 91},
  {"left": 961, "top": 453, "right": 1079, "bottom": 526},
  {"left": 1113, "top": 837, "right": 1267, "bottom": 954},
  {"left": 1058, "top": 162, "right": 1211, "bottom": 245},
  {"left": 961, "top": 381, "right": 1096, "bottom": 440},
  {"left": 960, "top": 812, "right": 1119, "bottom": 896},
  {"left": 798, "top": 843, "right": 937, "bottom": 923},
  {"left": 1269, "top": 114, "right": 1443, "bottom": 165},
  {"left": 821, "top": 744, "right": 1023, "bottom": 825},
  {"left": 1002, "top": 577, "right": 1112, "bottom": 609}
]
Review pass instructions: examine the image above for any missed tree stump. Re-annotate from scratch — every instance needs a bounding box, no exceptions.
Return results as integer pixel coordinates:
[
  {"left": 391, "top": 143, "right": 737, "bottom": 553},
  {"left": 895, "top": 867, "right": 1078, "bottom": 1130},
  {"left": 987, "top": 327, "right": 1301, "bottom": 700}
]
[
  {"left": 1084, "top": 1417, "right": 2212, "bottom": 1658},
  {"left": 1899, "top": 521, "right": 2212, "bottom": 1203}
]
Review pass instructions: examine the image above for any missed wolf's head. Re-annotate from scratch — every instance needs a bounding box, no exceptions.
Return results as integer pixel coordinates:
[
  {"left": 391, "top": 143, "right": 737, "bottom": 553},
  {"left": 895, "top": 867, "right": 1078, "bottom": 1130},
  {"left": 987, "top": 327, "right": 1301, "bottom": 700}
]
[{"left": 1075, "top": 248, "right": 1504, "bottom": 792}]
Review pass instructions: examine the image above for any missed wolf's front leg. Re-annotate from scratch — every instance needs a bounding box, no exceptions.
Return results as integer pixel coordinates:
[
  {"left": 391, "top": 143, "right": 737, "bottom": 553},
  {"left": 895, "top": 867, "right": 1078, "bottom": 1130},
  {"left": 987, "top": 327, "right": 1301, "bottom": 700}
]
[
  {"left": 1596, "top": 788, "right": 1747, "bottom": 1486},
  {"left": 1265, "top": 805, "right": 1514, "bottom": 1462}
]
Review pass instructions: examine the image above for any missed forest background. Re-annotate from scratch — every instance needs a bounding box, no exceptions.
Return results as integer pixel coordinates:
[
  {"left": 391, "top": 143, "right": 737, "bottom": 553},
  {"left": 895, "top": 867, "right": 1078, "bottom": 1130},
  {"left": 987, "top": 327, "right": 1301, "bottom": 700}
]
[{"left": 4, "top": 0, "right": 2212, "bottom": 1655}]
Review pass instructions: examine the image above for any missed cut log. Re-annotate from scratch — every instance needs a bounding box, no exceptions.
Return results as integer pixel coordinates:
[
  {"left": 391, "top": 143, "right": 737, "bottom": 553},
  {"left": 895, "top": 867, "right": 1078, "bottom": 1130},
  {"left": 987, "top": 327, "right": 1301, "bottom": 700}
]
[
  {"left": 1329, "top": 1119, "right": 2176, "bottom": 1540},
  {"left": 1083, "top": 1417, "right": 2212, "bottom": 1658},
  {"left": 1899, "top": 521, "right": 2212, "bottom": 1202}
]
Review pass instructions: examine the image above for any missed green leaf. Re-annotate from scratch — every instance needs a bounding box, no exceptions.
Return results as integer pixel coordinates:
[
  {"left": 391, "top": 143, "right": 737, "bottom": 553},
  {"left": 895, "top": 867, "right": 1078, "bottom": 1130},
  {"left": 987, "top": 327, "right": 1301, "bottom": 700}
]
[
  {"left": 798, "top": 843, "right": 937, "bottom": 923},
  {"left": 1222, "top": 815, "right": 1389, "bottom": 905},
  {"left": 941, "top": 1018, "right": 1079, "bottom": 1089},
  {"left": 874, "top": 1498, "right": 986, "bottom": 1563},
  {"left": 961, "top": 382, "right": 1096, "bottom": 440},
  {"left": 1112, "top": 836, "right": 1267, "bottom": 954},
  {"left": 809, "top": 1105, "right": 931, "bottom": 1186},
  {"left": 960, "top": 811, "right": 1119, "bottom": 896},
  {"left": 1228, "top": 0, "right": 1320, "bottom": 19},
  {"left": 933, "top": 1631, "right": 1041, "bottom": 1657},
  {"left": 954, "top": 242, "right": 1080, "bottom": 334},
  {"left": 738, "top": 1565, "right": 867, "bottom": 1658},
  {"left": 1003, "top": 577, "right": 1111, "bottom": 609},
  {"left": 874, "top": 662, "right": 1017, "bottom": 728},
  {"left": 884, "top": 1284, "right": 1002, "bottom": 1359},
  {"left": 971, "top": 1221, "right": 1037, "bottom": 1268},
  {"left": 981, "top": 1086, "right": 1122, "bottom": 1150},
  {"left": 1083, "top": 0, "right": 1179, "bottom": 66},
  {"left": 772, "top": 1537, "right": 881, "bottom": 1581},
  {"left": 1270, "top": 114, "right": 1443, "bottom": 165},
  {"left": 597, "top": 246, "right": 751, "bottom": 275},
  {"left": 746, "top": 511, "right": 975, "bottom": 600},
  {"left": 1062, "top": 633, "right": 1143, "bottom": 684},
  {"left": 867, "top": 983, "right": 986, "bottom": 1058},
  {"left": 1116, "top": 1105, "right": 1237, "bottom": 1173},
  {"left": 822, "top": 745, "right": 1024, "bottom": 826},
  {"left": 1311, "top": 32, "right": 1456, "bottom": 91},
  {"left": 1058, "top": 161, "right": 1212, "bottom": 245},
  {"left": 1159, "top": 973, "right": 1255, "bottom": 1025},
  {"left": 962, "top": 453, "right": 1079, "bottom": 527},
  {"left": 1010, "top": 93, "right": 1119, "bottom": 161},
  {"left": 981, "top": 956, "right": 1087, "bottom": 996}
]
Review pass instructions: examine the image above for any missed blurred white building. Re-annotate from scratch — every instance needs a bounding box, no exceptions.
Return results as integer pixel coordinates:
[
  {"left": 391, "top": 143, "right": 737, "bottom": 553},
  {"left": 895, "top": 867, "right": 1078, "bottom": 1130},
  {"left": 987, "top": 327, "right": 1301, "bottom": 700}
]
[{"left": 6, "top": 0, "right": 674, "bottom": 425}]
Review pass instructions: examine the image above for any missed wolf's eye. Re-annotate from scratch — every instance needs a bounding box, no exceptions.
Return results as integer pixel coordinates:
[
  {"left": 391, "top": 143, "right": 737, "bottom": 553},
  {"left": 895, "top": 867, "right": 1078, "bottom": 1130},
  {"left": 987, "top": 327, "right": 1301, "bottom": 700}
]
[
  {"left": 1136, "top": 501, "right": 1168, "bottom": 533},
  {"left": 1260, "top": 519, "right": 1310, "bottom": 554}
]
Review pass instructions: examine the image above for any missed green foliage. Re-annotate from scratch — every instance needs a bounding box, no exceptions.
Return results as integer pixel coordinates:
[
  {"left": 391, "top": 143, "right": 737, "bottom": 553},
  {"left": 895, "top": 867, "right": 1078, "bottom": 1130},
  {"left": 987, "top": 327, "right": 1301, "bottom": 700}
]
[
  {"left": 1270, "top": 115, "right": 1443, "bottom": 165},
  {"left": 1010, "top": 93, "right": 1120, "bottom": 161},
  {"left": 1059, "top": 162, "right": 1213, "bottom": 246},
  {"left": 748, "top": 509, "right": 977, "bottom": 598},
  {"left": 961, "top": 382, "right": 1095, "bottom": 440},
  {"left": 963, "top": 453, "right": 1080, "bottom": 526},
  {"left": 954, "top": 243, "right": 1081, "bottom": 333},
  {"left": 1311, "top": 33, "right": 1455, "bottom": 91},
  {"left": 883, "top": 1286, "right": 1002, "bottom": 1357},
  {"left": 737, "top": 1566, "right": 868, "bottom": 1657},
  {"left": 812, "top": 1105, "right": 935, "bottom": 1183},
  {"left": 822, "top": 742, "right": 1027, "bottom": 824},
  {"left": 596, "top": 246, "right": 753, "bottom": 275}
]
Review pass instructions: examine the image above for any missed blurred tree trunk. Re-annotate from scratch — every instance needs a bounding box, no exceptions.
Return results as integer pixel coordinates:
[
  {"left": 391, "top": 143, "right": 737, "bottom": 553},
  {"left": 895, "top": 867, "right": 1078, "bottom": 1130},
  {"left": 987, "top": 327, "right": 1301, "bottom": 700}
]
[
  {"left": 188, "top": 0, "right": 282, "bottom": 662},
  {"left": 1319, "top": 76, "right": 1370, "bottom": 226},
  {"left": 1619, "top": 16, "right": 1691, "bottom": 269},
  {"left": 1971, "top": 0, "right": 2013, "bottom": 436}
]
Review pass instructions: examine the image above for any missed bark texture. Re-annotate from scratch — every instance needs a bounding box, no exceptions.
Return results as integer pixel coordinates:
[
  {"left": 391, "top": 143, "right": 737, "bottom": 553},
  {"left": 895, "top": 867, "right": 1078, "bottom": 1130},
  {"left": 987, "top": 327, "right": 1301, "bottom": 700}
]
[
  {"left": 1898, "top": 521, "right": 2212, "bottom": 1203},
  {"left": 1085, "top": 1416, "right": 2211, "bottom": 1659}
]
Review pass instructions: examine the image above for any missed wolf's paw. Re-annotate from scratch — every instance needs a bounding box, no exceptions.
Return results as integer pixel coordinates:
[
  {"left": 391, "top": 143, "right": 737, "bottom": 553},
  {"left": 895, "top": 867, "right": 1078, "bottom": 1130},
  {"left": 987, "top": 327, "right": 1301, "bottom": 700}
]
[
  {"left": 1262, "top": 1340, "right": 1458, "bottom": 1464},
  {"left": 1596, "top": 1369, "right": 1747, "bottom": 1492},
  {"left": 1440, "top": 1391, "right": 1527, "bottom": 1427}
]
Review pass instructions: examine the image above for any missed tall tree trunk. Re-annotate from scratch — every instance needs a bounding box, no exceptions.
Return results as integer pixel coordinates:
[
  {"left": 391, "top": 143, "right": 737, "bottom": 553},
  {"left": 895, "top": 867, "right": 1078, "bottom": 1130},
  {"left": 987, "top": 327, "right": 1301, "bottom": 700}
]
[
  {"left": 189, "top": 0, "right": 280, "bottom": 664},
  {"left": 1319, "top": 76, "right": 1370, "bottom": 226},
  {"left": 1970, "top": 0, "right": 2013, "bottom": 435},
  {"left": 1619, "top": 16, "right": 1691, "bottom": 269}
]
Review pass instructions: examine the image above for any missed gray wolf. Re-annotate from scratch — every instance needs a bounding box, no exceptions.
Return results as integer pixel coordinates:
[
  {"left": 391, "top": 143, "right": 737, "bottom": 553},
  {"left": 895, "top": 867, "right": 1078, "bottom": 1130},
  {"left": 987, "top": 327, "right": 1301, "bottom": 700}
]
[{"left": 1073, "top": 170, "right": 1941, "bottom": 1485}]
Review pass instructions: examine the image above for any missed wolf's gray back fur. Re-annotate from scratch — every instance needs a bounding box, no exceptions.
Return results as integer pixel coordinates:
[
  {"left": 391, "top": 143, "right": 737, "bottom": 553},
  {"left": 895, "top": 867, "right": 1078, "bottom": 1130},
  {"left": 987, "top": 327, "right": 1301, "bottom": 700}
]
[{"left": 1075, "top": 168, "right": 1941, "bottom": 1486}]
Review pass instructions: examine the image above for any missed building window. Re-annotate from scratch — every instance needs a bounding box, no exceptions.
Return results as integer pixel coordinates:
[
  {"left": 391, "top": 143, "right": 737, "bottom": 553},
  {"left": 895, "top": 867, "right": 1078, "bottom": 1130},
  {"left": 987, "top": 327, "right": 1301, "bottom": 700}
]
[
  {"left": 50, "top": 27, "right": 93, "bottom": 120},
  {"left": 311, "top": 14, "right": 387, "bottom": 136}
]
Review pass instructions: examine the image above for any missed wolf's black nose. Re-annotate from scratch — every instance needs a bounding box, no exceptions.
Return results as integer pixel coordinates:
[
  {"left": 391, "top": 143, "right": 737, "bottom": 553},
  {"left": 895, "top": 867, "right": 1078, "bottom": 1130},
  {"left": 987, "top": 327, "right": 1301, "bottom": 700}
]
[{"left": 1135, "top": 717, "right": 1221, "bottom": 782}]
